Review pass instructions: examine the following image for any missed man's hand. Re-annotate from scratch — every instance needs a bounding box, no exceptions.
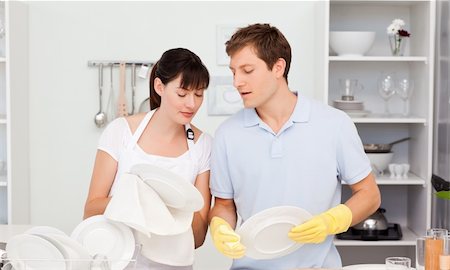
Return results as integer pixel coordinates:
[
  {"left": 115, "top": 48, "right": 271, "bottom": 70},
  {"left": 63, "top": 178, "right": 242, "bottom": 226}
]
[
  {"left": 210, "top": 216, "right": 246, "bottom": 259},
  {"left": 288, "top": 204, "right": 352, "bottom": 244}
]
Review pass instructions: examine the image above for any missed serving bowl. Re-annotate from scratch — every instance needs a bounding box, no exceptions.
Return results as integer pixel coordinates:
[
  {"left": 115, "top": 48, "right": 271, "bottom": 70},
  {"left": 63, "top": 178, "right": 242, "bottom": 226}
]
[
  {"left": 329, "top": 31, "right": 376, "bottom": 56},
  {"left": 366, "top": 152, "right": 394, "bottom": 174}
]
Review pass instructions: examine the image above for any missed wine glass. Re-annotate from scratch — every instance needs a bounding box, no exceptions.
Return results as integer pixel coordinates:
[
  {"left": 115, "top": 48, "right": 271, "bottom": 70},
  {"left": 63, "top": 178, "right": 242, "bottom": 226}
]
[
  {"left": 396, "top": 77, "right": 414, "bottom": 116},
  {"left": 378, "top": 73, "right": 397, "bottom": 115}
]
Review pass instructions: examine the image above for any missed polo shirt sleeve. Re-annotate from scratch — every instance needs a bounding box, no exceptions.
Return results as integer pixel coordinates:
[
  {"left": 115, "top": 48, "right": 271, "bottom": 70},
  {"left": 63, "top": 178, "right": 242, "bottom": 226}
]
[
  {"left": 97, "top": 117, "right": 128, "bottom": 161},
  {"left": 197, "top": 133, "right": 212, "bottom": 174},
  {"left": 210, "top": 126, "right": 234, "bottom": 199},
  {"left": 336, "top": 115, "right": 372, "bottom": 185}
]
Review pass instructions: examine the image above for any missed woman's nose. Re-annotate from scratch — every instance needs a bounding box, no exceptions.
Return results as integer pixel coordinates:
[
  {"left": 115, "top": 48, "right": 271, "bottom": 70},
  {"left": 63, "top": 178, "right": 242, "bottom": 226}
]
[{"left": 185, "top": 94, "right": 195, "bottom": 108}]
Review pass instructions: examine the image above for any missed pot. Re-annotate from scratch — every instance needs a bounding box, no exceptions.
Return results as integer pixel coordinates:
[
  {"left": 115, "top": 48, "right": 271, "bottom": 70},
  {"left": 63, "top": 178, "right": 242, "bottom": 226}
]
[
  {"left": 352, "top": 208, "right": 389, "bottom": 231},
  {"left": 364, "top": 137, "right": 410, "bottom": 153}
]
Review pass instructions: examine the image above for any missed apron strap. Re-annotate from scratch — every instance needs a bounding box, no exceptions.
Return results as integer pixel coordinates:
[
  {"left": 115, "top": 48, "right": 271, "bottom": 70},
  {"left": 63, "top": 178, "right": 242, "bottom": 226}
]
[
  {"left": 185, "top": 123, "right": 197, "bottom": 164},
  {"left": 127, "top": 109, "right": 156, "bottom": 150}
]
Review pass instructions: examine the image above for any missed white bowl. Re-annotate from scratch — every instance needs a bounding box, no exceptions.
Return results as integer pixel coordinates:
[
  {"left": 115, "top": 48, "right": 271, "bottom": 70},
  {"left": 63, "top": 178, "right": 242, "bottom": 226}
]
[
  {"left": 366, "top": 152, "right": 394, "bottom": 173},
  {"left": 330, "top": 31, "right": 376, "bottom": 56}
]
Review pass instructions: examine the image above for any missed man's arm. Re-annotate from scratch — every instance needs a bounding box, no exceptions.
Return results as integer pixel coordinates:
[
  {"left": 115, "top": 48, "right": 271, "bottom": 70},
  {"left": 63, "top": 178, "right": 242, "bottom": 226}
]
[
  {"left": 345, "top": 172, "right": 381, "bottom": 226},
  {"left": 208, "top": 197, "right": 238, "bottom": 228}
]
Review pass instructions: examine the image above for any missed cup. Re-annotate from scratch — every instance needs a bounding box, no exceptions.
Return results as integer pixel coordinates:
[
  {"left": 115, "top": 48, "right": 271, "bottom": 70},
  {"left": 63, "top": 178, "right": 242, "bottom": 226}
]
[
  {"left": 386, "top": 256, "right": 411, "bottom": 270},
  {"left": 440, "top": 235, "right": 450, "bottom": 270},
  {"left": 401, "top": 163, "right": 410, "bottom": 178},
  {"left": 389, "top": 163, "right": 396, "bottom": 178},
  {"left": 394, "top": 164, "right": 404, "bottom": 179},
  {"left": 417, "top": 238, "right": 426, "bottom": 270}
]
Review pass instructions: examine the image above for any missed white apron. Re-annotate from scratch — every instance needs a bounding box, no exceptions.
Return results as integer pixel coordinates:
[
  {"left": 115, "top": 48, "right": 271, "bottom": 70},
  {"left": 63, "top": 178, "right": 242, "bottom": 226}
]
[{"left": 111, "top": 110, "right": 198, "bottom": 270}]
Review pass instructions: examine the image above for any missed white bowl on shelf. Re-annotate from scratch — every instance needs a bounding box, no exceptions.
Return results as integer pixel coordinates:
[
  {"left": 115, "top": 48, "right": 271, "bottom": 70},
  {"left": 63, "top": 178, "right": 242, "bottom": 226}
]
[
  {"left": 329, "top": 31, "right": 376, "bottom": 57},
  {"left": 366, "top": 152, "right": 394, "bottom": 174}
]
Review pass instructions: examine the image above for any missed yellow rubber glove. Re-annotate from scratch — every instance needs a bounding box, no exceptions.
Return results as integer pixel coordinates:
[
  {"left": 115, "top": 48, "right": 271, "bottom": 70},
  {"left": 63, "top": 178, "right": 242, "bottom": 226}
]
[
  {"left": 288, "top": 204, "right": 352, "bottom": 244},
  {"left": 210, "top": 216, "right": 246, "bottom": 259}
]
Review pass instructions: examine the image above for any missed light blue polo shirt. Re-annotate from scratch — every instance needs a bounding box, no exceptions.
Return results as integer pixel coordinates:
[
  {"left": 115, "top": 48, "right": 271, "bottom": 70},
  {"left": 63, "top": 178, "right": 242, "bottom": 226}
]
[{"left": 210, "top": 94, "right": 372, "bottom": 270}]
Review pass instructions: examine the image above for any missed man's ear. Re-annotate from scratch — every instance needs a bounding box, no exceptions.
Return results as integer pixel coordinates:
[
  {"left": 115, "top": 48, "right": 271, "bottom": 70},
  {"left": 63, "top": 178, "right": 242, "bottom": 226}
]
[
  {"left": 272, "top": 58, "right": 286, "bottom": 79},
  {"left": 154, "top": 77, "right": 164, "bottom": 96}
]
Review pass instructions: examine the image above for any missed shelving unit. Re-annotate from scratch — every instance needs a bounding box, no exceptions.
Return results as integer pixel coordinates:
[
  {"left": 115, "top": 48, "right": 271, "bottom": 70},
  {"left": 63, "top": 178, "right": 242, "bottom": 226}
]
[
  {"left": 0, "top": 1, "right": 29, "bottom": 225},
  {"left": 326, "top": 0, "right": 435, "bottom": 265}
]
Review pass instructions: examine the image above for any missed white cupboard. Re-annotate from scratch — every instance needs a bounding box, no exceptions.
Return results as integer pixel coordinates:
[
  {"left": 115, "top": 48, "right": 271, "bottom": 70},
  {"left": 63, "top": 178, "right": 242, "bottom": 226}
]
[
  {"left": 0, "top": 0, "right": 29, "bottom": 225},
  {"left": 324, "top": 0, "right": 435, "bottom": 265}
]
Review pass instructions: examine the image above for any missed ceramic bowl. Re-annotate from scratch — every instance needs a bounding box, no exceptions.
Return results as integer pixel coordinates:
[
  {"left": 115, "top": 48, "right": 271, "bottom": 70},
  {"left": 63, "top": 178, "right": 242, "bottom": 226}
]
[
  {"left": 366, "top": 152, "right": 394, "bottom": 173},
  {"left": 330, "top": 31, "right": 376, "bottom": 56}
]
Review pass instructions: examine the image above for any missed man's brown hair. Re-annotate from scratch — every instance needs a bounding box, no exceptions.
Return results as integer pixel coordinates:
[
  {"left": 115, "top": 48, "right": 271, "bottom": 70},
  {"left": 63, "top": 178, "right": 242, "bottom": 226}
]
[{"left": 225, "top": 23, "right": 292, "bottom": 81}]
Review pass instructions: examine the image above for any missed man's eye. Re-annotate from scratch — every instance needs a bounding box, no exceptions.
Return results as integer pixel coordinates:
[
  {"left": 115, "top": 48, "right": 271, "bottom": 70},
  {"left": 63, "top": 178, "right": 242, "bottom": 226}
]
[{"left": 244, "top": 69, "right": 253, "bottom": 74}]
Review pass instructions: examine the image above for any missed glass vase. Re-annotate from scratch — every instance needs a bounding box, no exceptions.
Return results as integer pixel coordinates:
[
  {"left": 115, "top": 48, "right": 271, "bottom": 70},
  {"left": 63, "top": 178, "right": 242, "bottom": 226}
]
[{"left": 389, "top": 34, "right": 408, "bottom": 56}]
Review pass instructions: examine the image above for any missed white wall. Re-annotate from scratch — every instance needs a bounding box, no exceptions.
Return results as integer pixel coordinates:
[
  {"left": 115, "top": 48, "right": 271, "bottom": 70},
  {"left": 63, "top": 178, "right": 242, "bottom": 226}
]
[{"left": 27, "top": 1, "right": 324, "bottom": 269}]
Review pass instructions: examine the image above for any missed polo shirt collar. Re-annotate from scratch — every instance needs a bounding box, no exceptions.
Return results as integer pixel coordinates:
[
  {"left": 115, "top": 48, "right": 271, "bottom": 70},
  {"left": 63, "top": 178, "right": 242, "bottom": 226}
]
[{"left": 243, "top": 92, "right": 311, "bottom": 127}]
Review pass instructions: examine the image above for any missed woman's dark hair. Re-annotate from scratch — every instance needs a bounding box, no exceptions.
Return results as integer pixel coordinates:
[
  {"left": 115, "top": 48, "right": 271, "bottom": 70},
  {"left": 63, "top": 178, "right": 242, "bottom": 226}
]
[{"left": 149, "top": 48, "right": 210, "bottom": 110}]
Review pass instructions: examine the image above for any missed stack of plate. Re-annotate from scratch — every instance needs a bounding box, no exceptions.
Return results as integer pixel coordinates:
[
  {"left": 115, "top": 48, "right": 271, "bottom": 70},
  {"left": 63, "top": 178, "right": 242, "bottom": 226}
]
[
  {"left": 5, "top": 218, "right": 136, "bottom": 270},
  {"left": 333, "top": 100, "right": 370, "bottom": 117}
]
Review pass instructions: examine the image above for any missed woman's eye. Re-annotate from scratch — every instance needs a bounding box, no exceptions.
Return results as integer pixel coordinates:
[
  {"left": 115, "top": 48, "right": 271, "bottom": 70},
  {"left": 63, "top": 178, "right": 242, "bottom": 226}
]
[
  {"left": 195, "top": 93, "right": 203, "bottom": 97},
  {"left": 177, "top": 93, "right": 187, "bottom": 97}
]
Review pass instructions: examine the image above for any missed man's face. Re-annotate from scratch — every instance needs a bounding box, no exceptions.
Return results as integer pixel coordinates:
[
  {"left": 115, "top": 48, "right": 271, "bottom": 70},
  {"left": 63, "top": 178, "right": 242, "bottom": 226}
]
[{"left": 229, "top": 46, "right": 278, "bottom": 108}]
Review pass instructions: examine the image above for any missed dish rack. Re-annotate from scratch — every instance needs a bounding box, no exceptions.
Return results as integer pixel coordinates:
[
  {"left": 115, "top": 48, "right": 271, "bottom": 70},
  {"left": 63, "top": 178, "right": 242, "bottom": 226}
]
[{"left": 0, "top": 245, "right": 141, "bottom": 270}]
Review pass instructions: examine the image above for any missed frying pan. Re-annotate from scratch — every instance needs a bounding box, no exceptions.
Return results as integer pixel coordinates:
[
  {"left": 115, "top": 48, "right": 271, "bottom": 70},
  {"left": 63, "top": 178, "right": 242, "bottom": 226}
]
[{"left": 364, "top": 137, "right": 410, "bottom": 153}]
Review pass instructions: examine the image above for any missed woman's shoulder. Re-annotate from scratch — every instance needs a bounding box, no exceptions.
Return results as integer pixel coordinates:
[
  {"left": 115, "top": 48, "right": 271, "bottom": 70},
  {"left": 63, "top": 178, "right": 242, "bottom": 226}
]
[{"left": 123, "top": 113, "right": 147, "bottom": 134}]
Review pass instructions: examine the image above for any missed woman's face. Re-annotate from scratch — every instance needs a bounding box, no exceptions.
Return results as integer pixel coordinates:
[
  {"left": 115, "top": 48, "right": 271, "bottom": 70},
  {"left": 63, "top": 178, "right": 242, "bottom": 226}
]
[{"left": 157, "top": 75, "right": 205, "bottom": 124}]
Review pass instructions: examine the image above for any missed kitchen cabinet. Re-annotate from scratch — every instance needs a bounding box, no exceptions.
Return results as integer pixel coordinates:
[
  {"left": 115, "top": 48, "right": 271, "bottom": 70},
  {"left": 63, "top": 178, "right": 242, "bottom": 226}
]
[
  {"left": 0, "top": 0, "right": 29, "bottom": 225},
  {"left": 324, "top": 0, "right": 435, "bottom": 265}
]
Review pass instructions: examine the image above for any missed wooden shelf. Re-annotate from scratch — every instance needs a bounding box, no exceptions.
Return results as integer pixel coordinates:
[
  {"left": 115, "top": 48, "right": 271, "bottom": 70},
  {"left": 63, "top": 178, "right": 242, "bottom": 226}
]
[
  {"left": 329, "top": 56, "right": 428, "bottom": 62},
  {"left": 334, "top": 226, "right": 418, "bottom": 246}
]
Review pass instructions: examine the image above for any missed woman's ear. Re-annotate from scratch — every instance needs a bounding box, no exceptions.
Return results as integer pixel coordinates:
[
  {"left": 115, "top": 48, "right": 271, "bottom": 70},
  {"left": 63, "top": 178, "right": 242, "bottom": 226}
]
[
  {"left": 154, "top": 77, "right": 164, "bottom": 96},
  {"left": 272, "top": 58, "right": 286, "bottom": 79}
]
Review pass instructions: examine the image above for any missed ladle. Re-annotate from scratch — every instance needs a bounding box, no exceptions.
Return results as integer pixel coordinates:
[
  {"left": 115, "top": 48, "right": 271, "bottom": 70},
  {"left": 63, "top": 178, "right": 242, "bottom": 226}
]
[{"left": 94, "top": 63, "right": 107, "bottom": 128}]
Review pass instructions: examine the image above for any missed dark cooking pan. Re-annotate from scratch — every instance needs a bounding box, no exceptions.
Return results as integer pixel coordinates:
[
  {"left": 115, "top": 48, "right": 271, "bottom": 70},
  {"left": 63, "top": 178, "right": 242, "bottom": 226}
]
[{"left": 364, "top": 137, "right": 410, "bottom": 153}]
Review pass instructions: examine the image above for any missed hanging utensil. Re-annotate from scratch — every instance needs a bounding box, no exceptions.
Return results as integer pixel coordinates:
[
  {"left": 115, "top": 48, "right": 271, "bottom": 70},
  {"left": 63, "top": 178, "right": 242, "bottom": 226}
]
[
  {"left": 117, "top": 62, "right": 128, "bottom": 117},
  {"left": 94, "top": 63, "right": 107, "bottom": 128},
  {"left": 129, "top": 63, "right": 136, "bottom": 115},
  {"left": 105, "top": 63, "right": 115, "bottom": 121}
]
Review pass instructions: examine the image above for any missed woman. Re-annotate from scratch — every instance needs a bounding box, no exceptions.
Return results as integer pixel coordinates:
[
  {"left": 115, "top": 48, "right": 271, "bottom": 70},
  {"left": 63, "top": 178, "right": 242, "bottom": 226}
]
[{"left": 84, "top": 48, "right": 211, "bottom": 269}]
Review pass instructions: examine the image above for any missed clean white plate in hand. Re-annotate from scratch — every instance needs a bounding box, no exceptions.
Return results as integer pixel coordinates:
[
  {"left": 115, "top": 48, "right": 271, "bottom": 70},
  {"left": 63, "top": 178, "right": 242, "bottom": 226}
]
[
  {"left": 71, "top": 215, "right": 135, "bottom": 270},
  {"left": 344, "top": 264, "right": 416, "bottom": 270},
  {"left": 130, "top": 163, "right": 204, "bottom": 211},
  {"left": 6, "top": 233, "right": 66, "bottom": 270},
  {"left": 236, "top": 206, "right": 312, "bottom": 260}
]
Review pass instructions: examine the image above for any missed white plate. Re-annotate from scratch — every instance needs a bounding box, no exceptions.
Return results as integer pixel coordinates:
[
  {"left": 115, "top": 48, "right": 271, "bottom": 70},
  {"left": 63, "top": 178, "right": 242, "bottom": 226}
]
[
  {"left": 33, "top": 233, "right": 91, "bottom": 270},
  {"left": 236, "top": 206, "right": 312, "bottom": 260},
  {"left": 130, "top": 163, "right": 204, "bottom": 211},
  {"left": 6, "top": 233, "right": 66, "bottom": 270},
  {"left": 71, "top": 215, "right": 135, "bottom": 270},
  {"left": 343, "top": 264, "right": 416, "bottom": 270},
  {"left": 25, "top": 226, "right": 67, "bottom": 236},
  {"left": 345, "top": 110, "right": 370, "bottom": 117}
]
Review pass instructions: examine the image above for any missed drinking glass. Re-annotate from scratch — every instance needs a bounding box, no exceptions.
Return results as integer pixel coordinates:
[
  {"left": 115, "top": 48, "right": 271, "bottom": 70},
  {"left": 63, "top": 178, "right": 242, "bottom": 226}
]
[
  {"left": 385, "top": 256, "right": 411, "bottom": 270},
  {"left": 378, "top": 73, "right": 397, "bottom": 115},
  {"left": 425, "top": 228, "right": 448, "bottom": 270},
  {"left": 396, "top": 77, "right": 414, "bottom": 116}
]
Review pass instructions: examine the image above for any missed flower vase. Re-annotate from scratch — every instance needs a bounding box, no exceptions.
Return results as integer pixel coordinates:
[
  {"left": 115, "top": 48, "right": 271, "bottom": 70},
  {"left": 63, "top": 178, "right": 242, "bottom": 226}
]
[{"left": 389, "top": 34, "right": 408, "bottom": 56}]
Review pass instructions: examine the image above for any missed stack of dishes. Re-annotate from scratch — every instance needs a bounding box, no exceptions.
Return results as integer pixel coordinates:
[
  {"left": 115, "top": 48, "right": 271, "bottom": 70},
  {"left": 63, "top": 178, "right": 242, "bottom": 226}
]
[
  {"left": 6, "top": 226, "right": 92, "bottom": 270},
  {"left": 333, "top": 100, "right": 370, "bottom": 117}
]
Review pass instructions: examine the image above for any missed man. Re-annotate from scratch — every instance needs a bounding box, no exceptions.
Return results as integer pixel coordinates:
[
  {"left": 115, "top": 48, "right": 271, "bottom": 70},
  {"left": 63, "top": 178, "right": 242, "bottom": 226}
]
[{"left": 208, "top": 23, "right": 381, "bottom": 269}]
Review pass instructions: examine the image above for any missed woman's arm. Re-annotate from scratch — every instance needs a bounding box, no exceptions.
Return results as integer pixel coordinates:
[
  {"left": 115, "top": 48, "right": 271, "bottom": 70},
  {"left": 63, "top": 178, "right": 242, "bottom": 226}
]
[
  {"left": 83, "top": 150, "right": 118, "bottom": 219},
  {"left": 192, "top": 170, "right": 211, "bottom": 248}
]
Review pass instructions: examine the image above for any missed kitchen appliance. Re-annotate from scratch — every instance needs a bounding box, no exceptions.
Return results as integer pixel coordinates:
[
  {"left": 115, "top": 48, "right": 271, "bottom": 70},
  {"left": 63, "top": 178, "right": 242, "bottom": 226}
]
[
  {"left": 337, "top": 208, "right": 402, "bottom": 241},
  {"left": 433, "top": 0, "right": 450, "bottom": 231}
]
